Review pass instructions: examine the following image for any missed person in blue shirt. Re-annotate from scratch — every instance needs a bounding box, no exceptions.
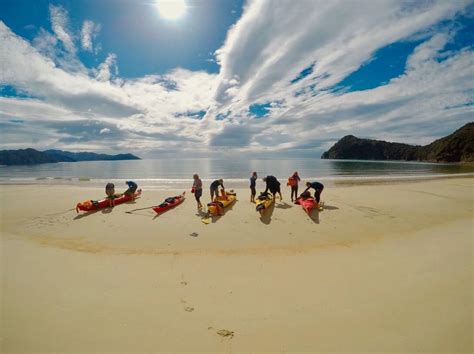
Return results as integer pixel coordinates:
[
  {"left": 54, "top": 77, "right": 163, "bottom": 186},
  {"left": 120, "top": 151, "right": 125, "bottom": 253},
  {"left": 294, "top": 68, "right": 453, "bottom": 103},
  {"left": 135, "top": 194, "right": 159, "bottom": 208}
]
[
  {"left": 250, "top": 171, "right": 257, "bottom": 203},
  {"left": 124, "top": 180, "right": 138, "bottom": 197},
  {"left": 302, "top": 181, "right": 324, "bottom": 203}
]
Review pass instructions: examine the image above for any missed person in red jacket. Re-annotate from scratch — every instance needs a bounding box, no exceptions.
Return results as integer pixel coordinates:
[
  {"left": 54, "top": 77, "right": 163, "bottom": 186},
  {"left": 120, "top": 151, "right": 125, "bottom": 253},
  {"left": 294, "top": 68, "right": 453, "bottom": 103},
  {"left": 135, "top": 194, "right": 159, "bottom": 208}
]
[{"left": 287, "top": 171, "right": 301, "bottom": 202}]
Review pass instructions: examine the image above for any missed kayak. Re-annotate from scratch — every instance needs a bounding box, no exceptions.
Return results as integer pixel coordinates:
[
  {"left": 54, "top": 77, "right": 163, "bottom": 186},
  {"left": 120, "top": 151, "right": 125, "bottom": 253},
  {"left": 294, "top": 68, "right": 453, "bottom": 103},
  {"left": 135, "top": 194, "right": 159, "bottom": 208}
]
[
  {"left": 76, "top": 190, "right": 142, "bottom": 212},
  {"left": 153, "top": 192, "right": 185, "bottom": 214},
  {"left": 207, "top": 191, "right": 237, "bottom": 216},
  {"left": 256, "top": 192, "right": 273, "bottom": 213},
  {"left": 295, "top": 197, "right": 317, "bottom": 214}
]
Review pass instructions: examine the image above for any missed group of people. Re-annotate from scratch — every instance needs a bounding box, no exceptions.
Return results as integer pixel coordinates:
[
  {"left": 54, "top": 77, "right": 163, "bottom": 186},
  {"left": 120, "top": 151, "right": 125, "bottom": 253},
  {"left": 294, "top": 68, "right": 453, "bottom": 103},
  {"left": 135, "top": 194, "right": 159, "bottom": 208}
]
[
  {"left": 105, "top": 180, "right": 139, "bottom": 207},
  {"left": 191, "top": 174, "right": 225, "bottom": 210},
  {"left": 104, "top": 174, "right": 324, "bottom": 211},
  {"left": 190, "top": 172, "right": 324, "bottom": 210}
]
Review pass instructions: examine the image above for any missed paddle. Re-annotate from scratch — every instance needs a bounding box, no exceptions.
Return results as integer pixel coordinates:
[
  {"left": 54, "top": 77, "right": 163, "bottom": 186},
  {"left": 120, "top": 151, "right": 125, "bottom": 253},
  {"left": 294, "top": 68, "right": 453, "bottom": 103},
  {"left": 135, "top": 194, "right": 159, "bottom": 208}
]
[{"left": 125, "top": 205, "right": 156, "bottom": 214}]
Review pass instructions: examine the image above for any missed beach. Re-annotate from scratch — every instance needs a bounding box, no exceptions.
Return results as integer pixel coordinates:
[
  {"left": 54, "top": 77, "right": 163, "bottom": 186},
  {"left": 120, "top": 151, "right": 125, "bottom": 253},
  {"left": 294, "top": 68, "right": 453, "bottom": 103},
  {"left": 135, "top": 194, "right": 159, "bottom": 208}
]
[{"left": 1, "top": 177, "right": 473, "bottom": 352}]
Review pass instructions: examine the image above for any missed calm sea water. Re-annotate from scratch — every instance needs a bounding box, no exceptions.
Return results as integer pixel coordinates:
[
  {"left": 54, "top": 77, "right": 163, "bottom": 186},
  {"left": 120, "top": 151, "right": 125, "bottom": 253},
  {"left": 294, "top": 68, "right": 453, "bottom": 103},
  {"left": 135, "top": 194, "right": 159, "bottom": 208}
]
[{"left": 0, "top": 158, "right": 473, "bottom": 189}]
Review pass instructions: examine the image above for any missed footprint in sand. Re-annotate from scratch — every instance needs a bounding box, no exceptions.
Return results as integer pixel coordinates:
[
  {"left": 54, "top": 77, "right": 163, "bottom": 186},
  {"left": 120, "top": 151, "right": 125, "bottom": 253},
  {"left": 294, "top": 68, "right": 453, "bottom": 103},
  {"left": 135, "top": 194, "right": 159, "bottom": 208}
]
[
  {"left": 180, "top": 298, "right": 194, "bottom": 312},
  {"left": 216, "top": 329, "right": 234, "bottom": 339}
]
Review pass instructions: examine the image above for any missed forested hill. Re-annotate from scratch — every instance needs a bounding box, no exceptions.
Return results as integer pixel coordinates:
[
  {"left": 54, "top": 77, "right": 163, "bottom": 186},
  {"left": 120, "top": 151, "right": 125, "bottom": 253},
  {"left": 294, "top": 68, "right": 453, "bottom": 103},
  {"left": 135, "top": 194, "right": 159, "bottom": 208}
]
[
  {"left": 321, "top": 123, "right": 473, "bottom": 163},
  {"left": 0, "top": 148, "right": 140, "bottom": 166}
]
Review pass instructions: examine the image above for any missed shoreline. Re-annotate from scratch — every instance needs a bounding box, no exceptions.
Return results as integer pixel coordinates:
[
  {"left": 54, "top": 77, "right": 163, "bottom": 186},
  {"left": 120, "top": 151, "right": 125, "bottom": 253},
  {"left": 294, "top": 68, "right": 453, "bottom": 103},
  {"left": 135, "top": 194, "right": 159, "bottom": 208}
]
[{"left": 0, "top": 172, "right": 473, "bottom": 189}]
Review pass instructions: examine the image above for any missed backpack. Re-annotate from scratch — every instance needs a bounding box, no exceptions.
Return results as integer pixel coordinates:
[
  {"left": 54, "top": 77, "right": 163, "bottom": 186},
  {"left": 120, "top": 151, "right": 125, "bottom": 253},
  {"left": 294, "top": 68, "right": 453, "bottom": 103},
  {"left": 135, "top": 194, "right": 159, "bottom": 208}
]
[{"left": 287, "top": 177, "right": 297, "bottom": 187}]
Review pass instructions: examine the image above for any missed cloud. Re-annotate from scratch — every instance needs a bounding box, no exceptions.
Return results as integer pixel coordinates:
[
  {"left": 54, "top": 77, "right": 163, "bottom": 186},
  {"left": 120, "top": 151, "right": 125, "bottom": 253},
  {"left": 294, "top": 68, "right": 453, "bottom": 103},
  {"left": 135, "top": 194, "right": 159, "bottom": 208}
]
[
  {"left": 81, "top": 20, "right": 101, "bottom": 52},
  {"left": 0, "top": 18, "right": 218, "bottom": 153},
  {"left": 95, "top": 53, "right": 118, "bottom": 81},
  {"left": 49, "top": 4, "right": 76, "bottom": 54},
  {"left": 207, "top": 0, "right": 473, "bottom": 153},
  {"left": 0, "top": 1, "right": 473, "bottom": 156},
  {"left": 215, "top": 0, "right": 469, "bottom": 106}
]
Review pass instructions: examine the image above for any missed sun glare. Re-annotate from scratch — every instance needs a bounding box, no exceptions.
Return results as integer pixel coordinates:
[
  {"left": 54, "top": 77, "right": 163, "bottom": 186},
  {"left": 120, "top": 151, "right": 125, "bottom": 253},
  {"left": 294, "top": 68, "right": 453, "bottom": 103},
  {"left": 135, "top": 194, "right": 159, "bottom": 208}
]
[{"left": 156, "top": 0, "right": 187, "bottom": 20}]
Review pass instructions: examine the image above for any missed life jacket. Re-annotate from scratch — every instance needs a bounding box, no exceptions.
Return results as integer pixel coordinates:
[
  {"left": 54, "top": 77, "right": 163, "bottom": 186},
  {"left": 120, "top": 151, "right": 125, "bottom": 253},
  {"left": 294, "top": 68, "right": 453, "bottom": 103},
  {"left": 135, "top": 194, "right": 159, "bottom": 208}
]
[{"left": 287, "top": 176, "right": 297, "bottom": 187}]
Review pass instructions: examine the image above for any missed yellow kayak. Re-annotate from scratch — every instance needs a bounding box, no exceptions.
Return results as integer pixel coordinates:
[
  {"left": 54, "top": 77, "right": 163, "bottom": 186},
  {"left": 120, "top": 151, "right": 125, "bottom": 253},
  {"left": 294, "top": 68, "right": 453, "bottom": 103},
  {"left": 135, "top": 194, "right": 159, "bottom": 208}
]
[
  {"left": 256, "top": 192, "right": 273, "bottom": 213},
  {"left": 207, "top": 191, "right": 237, "bottom": 216}
]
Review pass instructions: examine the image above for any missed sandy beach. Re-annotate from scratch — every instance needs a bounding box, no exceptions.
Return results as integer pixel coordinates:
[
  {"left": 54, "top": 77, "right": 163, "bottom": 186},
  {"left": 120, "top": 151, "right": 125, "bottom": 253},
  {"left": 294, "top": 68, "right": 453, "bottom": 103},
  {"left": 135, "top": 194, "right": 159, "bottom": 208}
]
[{"left": 1, "top": 177, "right": 473, "bottom": 352}]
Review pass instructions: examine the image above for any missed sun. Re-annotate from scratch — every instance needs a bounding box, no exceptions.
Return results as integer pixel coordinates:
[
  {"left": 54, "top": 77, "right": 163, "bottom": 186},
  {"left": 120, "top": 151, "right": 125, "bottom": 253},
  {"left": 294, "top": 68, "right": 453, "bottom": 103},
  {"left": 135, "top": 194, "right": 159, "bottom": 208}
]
[{"left": 156, "top": 0, "right": 187, "bottom": 20}]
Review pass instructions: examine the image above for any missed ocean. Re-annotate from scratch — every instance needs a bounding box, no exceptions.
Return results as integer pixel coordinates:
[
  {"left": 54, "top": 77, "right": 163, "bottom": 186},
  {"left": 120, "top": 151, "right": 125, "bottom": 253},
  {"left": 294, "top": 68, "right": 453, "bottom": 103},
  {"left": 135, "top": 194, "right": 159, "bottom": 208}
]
[{"left": 0, "top": 158, "right": 473, "bottom": 189}]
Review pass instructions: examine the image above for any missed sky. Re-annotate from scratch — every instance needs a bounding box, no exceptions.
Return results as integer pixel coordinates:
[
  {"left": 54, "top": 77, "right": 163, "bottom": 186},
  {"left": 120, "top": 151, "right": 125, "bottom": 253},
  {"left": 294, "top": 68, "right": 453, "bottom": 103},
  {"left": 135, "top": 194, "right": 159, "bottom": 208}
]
[{"left": 0, "top": 0, "right": 473, "bottom": 158}]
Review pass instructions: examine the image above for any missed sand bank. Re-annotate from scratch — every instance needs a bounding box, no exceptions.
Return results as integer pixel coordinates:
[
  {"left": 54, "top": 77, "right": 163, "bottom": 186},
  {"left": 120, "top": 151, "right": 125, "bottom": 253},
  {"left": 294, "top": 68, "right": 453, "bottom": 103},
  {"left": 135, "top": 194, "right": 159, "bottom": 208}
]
[{"left": 1, "top": 178, "right": 473, "bottom": 352}]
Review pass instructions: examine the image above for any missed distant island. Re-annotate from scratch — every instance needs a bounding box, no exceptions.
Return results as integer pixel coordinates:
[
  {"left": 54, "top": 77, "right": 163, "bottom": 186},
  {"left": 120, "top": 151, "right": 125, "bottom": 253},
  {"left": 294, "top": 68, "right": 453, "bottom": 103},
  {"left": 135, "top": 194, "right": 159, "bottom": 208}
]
[
  {"left": 0, "top": 148, "right": 141, "bottom": 166},
  {"left": 321, "top": 122, "right": 473, "bottom": 163}
]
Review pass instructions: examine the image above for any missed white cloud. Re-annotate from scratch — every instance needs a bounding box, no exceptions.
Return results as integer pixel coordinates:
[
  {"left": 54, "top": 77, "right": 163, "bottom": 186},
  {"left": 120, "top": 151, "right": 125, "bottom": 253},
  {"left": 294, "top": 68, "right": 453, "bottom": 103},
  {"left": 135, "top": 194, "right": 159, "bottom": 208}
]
[
  {"left": 0, "top": 0, "right": 473, "bottom": 156},
  {"left": 49, "top": 4, "right": 76, "bottom": 54},
  {"left": 95, "top": 53, "right": 118, "bottom": 82},
  {"left": 206, "top": 0, "right": 473, "bottom": 151},
  {"left": 81, "top": 20, "right": 101, "bottom": 52}
]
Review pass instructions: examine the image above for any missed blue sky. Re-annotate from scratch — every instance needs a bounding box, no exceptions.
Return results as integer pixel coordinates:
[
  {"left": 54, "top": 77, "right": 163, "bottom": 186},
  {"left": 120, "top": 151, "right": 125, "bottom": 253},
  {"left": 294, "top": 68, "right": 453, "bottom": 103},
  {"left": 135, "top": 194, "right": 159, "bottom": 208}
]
[{"left": 0, "top": 0, "right": 473, "bottom": 157}]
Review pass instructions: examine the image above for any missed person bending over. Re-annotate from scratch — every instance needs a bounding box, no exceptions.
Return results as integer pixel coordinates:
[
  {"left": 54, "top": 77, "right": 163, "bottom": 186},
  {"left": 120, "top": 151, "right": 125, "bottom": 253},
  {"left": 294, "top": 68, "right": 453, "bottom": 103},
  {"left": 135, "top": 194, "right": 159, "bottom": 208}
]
[
  {"left": 124, "top": 180, "right": 138, "bottom": 197},
  {"left": 302, "top": 181, "right": 324, "bottom": 204},
  {"left": 210, "top": 179, "right": 225, "bottom": 201},
  {"left": 263, "top": 175, "right": 282, "bottom": 201}
]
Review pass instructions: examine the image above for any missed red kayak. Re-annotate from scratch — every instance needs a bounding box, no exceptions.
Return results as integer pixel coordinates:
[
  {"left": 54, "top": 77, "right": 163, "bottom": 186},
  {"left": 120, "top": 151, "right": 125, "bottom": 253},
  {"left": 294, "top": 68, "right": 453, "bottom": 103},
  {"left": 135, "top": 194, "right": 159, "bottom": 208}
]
[
  {"left": 295, "top": 197, "right": 316, "bottom": 214},
  {"left": 152, "top": 192, "right": 185, "bottom": 214},
  {"left": 76, "top": 190, "right": 142, "bottom": 212}
]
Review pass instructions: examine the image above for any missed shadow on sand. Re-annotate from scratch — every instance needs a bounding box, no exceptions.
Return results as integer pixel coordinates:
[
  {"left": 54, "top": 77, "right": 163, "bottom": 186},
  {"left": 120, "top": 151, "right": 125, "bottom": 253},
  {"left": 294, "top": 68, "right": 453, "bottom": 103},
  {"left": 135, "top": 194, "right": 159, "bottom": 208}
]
[
  {"left": 307, "top": 203, "right": 339, "bottom": 224},
  {"left": 74, "top": 209, "right": 100, "bottom": 220},
  {"left": 259, "top": 201, "right": 275, "bottom": 225},
  {"left": 275, "top": 201, "right": 293, "bottom": 209},
  {"left": 308, "top": 209, "right": 320, "bottom": 224}
]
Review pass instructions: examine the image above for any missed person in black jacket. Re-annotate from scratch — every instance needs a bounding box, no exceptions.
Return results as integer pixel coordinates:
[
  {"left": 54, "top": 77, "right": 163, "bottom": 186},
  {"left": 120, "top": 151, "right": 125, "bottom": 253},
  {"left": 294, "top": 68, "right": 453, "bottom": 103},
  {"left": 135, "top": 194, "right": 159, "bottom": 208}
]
[
  {"left": 210, "top": 179, "right": 225, "bottom": 200},
  {"left": 124, "top": 180, "right": 138, "bottom": 196},
  {"left": 302, "top": 181, "right": 324, "bottom": 203},
  {"left": 263, "top": 175, "right": 282, "bottom": 201}
]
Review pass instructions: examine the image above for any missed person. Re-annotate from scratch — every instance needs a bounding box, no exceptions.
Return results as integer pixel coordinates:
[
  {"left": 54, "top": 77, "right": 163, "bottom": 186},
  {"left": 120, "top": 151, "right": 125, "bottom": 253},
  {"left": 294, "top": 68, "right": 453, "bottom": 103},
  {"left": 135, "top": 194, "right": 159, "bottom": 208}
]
[
  {"left": 124, "top": 180, "right": 138, "bottom": 198},
  {"left": 192, "top": 174, "right": 203, "bottom": 209},
  {"left": 210, "top": 179, "right": 225, "bottom": 201},
  {"left": 302, "top": 181, "right": 324, "bottom": 204},
  {"left": 105, "top": 182, "right": 116, "bottom": 207},
  {"left": 250, "top": 171, "right": 257, "bottom": 203},
  {"left": 287, "top": 171, "right": 301, "bottom": 202},
  {"left": 263, "top": 175, "right": 282, "bottom": 201}
]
